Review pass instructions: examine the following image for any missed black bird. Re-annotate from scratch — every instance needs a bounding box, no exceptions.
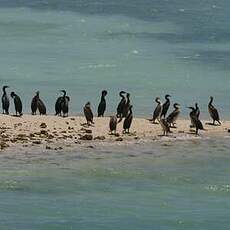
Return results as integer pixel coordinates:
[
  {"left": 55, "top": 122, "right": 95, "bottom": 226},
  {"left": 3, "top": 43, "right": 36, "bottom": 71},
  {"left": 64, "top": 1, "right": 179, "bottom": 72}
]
[
  {"left": 55, "top": 96, "right": 62, "bottom": 116},
  {"left": 188, "top": 106, "right": 204, "bottom": 135},
  {"left": 60, "top": 90, "right": 70, "bottom": 117},
  {"left": 97, "top": 90, "right": 108, "bottom": 117},
  {"left": 208, "top": 96, "right": 221, "bottom": 125},
  {"left": 37, "top": 99, "right": 47, "bottom": 115},
  {"left": 109, "top": 115, "right": 117, "bottom": 134},
  {"left": 31, "top": 91, "right": 46, "bottom": 115},
  {"left": 122, "top": 93, "right": 131, "bottom": 118},
  {"left": 159, "top": 118, "right": 171, "bottom": 136},
  {"left": 195, "top": 103, "right": 200, "bottom": 119},
  {"left": 123, "top": 105, "right": 133, "bottom": 133},
  {"left": 55, "top": 90, "right": 70, "bottom": 117},
  {"left": 166, "top": 103, "right": 180, "bottom": 128},
  {"left": 190, "top": 103, "right": 200, "bottom": 127},
  {"left": 117, "top": 91, "right": 126, "bottom": 118},
  {"left": 151, "top": 97, "right": 162, "bottom": 124},
  {"left": 11, "top": 92, "right": 22, "bottom": 116},
  {"left": 2, "top": 86, "right": 10, "bottom": 114},
  {"left": 84, "top": 102, "right": 94, "bottom": 125},
  {"left": 161, "top": 94, "right": 171, "bottom": 118},
  {"left": 31, "top": 91, "right": 39, "bottom": 115}
]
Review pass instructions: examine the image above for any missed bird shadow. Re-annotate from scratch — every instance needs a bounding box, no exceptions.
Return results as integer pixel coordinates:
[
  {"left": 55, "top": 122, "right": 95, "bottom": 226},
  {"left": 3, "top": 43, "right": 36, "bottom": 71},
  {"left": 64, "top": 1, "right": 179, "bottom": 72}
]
[
  {"left": 80, "top": 123, "right": 94, "bottom": 128},
  {"left": 205, "top": 122, "right": 221, "bottom": 126},
  {"left": 11, "top": 115, "right": 22, "bottom": 118}
]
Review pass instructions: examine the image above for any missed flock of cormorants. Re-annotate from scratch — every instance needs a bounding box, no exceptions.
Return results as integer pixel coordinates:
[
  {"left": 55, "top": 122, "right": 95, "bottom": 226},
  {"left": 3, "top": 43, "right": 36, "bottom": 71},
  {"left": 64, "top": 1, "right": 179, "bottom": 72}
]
[{"left": 1, "top": 86, "right": 221, "bottom": 136}]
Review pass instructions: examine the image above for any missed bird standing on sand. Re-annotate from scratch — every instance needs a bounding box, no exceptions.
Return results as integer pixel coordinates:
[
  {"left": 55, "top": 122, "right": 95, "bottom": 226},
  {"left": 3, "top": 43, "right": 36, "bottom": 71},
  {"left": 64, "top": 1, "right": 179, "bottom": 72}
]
[
  {"left": 37, "top": 95, "right": 47, "bottom": 115},
  {"left": 109, "top": 115, "right": 117, "bottom": 134},
  {"left": 117, "top": 91, "right": 126, "bottom": 118},
  {"left": 208, "top": 96, "right": 221, "bottom": 125},
  {"left": 195, "top": 103, "right": 200, "bottom": 119},
  {"left": 159, "top": 118, "right": 171, "bottom": 136},
  {"left": 161, "top": 94, "right": 171, "bottom": 118},
  {"left": 97, "top": 90, "right": 107, "bottom": 117},
  {"left": 2, "top": 86, "right": 10, "bottom": 114},
  {"left": 166, "top": 103, "right": 180, "bottom": 128},
  {"left": 123, "top": 105, "right": 133, "bottom": 133},
  {"left": 151, "top": 97, "right": 162, "bottom": 123},
  {"left": 84, "top": 102, "right": 94, "bottom": 125},
  {"left": 122, "top": 93, "right": 131, "bottom": 118},
  {"left": 55, "top": 90, "right": 70, "bottom": 117},
  {"left": 190, "top": 103, "right": 200, "bottom": 127},
  {"left": 11, "top": 92, "right": 23, "bottom": 116},
  {"left": 31, "top": 91, "right": 39, "bottom": 115},
  {"left": 31, "top": 91, "right": 46, "bottom": 115},
  {"left": 188, "top": 106, "right": 204, "bottom": 135}
]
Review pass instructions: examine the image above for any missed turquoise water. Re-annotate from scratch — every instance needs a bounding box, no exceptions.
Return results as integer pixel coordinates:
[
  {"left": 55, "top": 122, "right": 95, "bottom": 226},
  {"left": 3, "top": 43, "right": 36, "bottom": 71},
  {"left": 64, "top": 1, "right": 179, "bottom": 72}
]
[
  {"left": 0, "top": 139, "right": 230, "bottom": 229},
  {"left": 0, "top": 1, "right": 230, "bottom": 229},
  {"left": 0, "top": 1, "right": 230, "bottom": 117}
]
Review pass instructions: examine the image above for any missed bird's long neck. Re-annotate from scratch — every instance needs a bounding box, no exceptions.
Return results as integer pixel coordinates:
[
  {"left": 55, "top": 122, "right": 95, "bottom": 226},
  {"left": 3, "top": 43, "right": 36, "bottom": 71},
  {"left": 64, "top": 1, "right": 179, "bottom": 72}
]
[
  {"left": 120, "top": 92, "right": 125, "bottom": 99},
  {"left": 209, "top": 98, "right": 213, "bottom": 106},
  {"left": 3, "top": 88, "right": 6, "bottom": 95},
  {"left": 101, "top": 94, "right": 105, "bottom": 102}
]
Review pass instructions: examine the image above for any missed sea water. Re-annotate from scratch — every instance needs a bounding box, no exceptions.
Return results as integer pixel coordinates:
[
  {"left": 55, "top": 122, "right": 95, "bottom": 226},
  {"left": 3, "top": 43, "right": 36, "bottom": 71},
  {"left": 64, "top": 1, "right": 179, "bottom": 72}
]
[
  {"left": 0, "top": 139, "right": 230, "bottom": 229},
  {"left": 0, "top": 1, "right": 230, "bottom": 229},
  {"left": 0, "top": 1, "right": 229, "bottom": 117}
]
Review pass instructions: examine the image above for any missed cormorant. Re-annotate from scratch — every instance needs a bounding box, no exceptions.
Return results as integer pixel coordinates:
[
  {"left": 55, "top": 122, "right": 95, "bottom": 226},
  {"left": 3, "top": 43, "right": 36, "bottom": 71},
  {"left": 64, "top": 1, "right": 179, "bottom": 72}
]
[
  {"left": 123, "top": 105, "right": 133, "bottom": 133},
  {"left": 117, "top": 91, "right": 126, "bottom": 118},
  {"left": 151, "top": 97, "right": 162, "bottom": 123},
  {"left": 55, "top": 90, "right": 70, "bottom": 117},
  {"left": 161, "top": 94, "right": 171, "bottom": 118},
  {"left": 37, "top": 98, "right": 47, "bottom": 115},
  {"left": 84, "top": 102, "right": 94, "bottom": 125},
  {"left": 190, "top": 103, "right": 200, "bottom": 128},
  {"left": 159, "top": 118, "right": 170, "bottom": 136},
  {"left": 208, "top": 96, "right": 221, "bottom": 125},
  {"left": 55, "top": 96, "right": 62, "bottom": 116},
  {"left": 31, "top": 91, "right": 39, "bottom": 115},
  {"left": 195, "top": 103, "right": 200, "bottom": 119},
  {"left": 166, "top": 103, "right": 180, "bottom": 128},
  {"left": 97, "top": 90, "right": 107, "bottom": 117},
  {"left": 122, "top": 93, "right": 131, "bottom": 118},
  {"left": 60, "top": 90, "right": 70, "bottom": 117},
  {"left": 188, "top": 106, "right": 204, "bottom": 135},
  {"left": 109, "top": 115, "right": 117, "bottom": 134},
  {"left": 31, "top": 91, "right": 46, "bottom": 115},
  {"left": 11, "top": 92, "right": 22, "bottom": 116},
  {"left": 2, "top": 86, "right": 10, "bottom": 114}
]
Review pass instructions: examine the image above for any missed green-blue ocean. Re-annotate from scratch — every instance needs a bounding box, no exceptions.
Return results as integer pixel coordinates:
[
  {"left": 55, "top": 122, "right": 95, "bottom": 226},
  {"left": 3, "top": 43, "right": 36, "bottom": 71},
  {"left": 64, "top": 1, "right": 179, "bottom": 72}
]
[{"left": 0, "top": 0, "right": 230, "bottom": 229}]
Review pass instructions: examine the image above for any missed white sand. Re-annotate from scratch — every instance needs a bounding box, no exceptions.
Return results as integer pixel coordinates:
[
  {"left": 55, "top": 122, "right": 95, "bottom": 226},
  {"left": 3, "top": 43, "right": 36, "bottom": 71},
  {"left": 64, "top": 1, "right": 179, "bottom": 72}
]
[{"left": 0, "top": 114, "right": 229, "bottom": 151}]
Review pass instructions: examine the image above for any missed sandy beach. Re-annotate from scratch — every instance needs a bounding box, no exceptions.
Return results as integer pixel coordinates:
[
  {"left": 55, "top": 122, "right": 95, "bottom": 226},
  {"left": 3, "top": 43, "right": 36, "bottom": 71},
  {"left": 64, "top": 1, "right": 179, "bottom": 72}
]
[{"left": 0, "top": 114, "right": 229, "bottom": 151}]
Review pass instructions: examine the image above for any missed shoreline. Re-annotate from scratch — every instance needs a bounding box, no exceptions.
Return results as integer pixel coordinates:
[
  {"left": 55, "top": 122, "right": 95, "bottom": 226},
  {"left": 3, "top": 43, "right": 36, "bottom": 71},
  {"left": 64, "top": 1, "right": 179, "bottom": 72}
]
[{"left": 0, "top": 114, "right": 229, "bottom": 152}]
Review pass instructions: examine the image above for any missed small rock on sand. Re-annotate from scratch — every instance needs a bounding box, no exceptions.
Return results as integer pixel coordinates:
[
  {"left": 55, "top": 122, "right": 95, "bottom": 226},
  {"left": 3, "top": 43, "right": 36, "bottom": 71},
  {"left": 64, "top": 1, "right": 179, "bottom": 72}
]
[
  {"left": 79, "top": 134, "right": 93, "bottom": 140},
  {"left": 40, "top": 123, "right": 47, "bottom": 129},
  {"left": 94, "top": 136, "right": 105, "bottom": 140},
  {"left": 115, "top": 137, "right": 123, "bottom": 141},
  {"left": 33, "top": 140, "right": 42, "bottom": 145}
]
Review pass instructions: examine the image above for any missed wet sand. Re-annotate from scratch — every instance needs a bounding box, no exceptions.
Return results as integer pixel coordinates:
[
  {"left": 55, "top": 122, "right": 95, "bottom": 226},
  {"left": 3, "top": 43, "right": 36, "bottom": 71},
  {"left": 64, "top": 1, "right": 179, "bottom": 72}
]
[{"left": 0, "top": 114, "right": 229, "bottom": 151}]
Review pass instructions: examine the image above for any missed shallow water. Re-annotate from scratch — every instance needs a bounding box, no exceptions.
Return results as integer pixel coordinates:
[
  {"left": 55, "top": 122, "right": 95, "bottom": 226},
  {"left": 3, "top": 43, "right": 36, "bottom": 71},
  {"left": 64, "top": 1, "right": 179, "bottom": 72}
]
[
  {"left": 0, "top": 1, "right": 230, "bottom": 117},
  {"left": 0, "top": 138, "right": 230, "bottom": 229},
  {"left": 0, "top": 1, "right": 230, "bottom": 229}
]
